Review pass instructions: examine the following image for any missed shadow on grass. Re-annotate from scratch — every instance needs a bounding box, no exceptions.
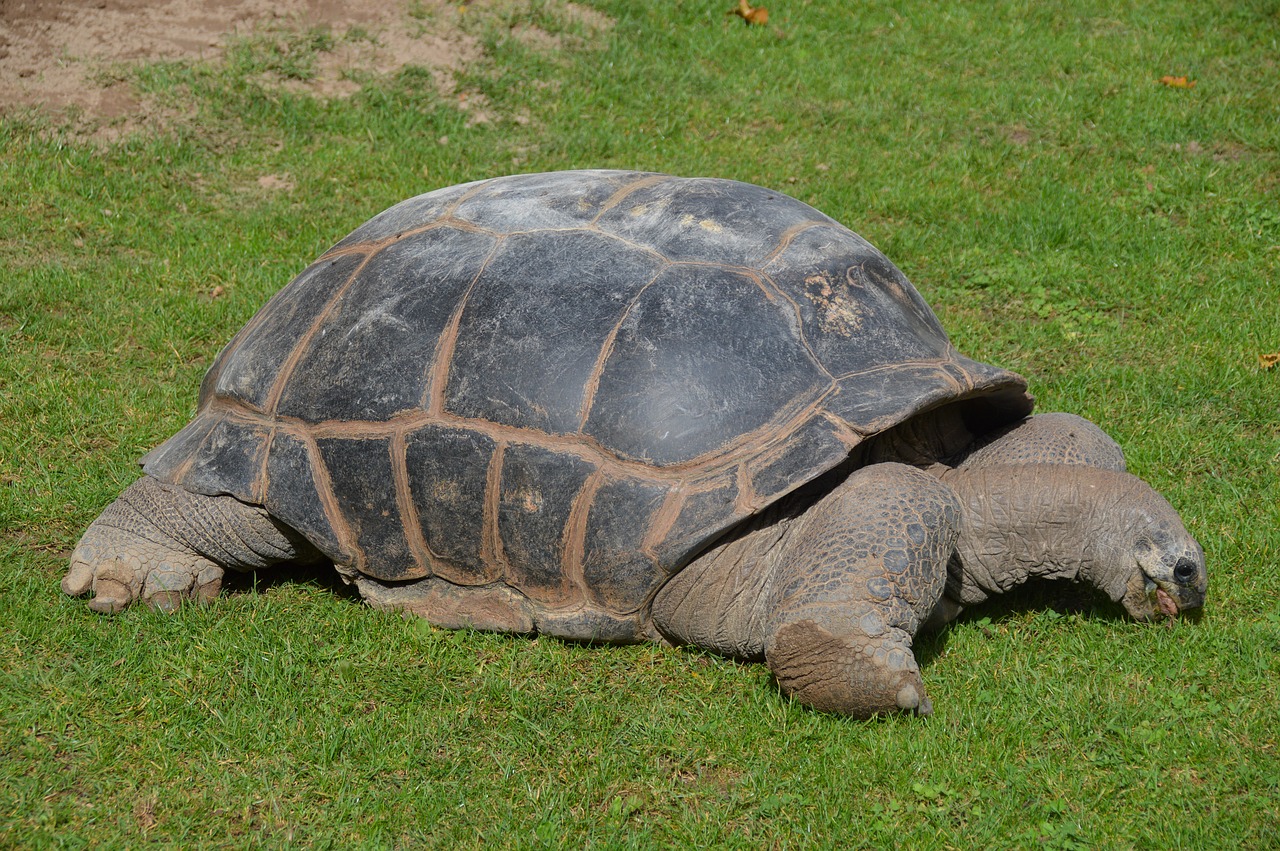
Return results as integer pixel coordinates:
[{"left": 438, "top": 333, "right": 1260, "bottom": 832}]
[
  {"left": 219, "top": 559, "right": 362, "bottom": 603},
  {"left": 913, "top": 578, "right": 1132, "bottom": 665},
  {"left": 220, "top": 565, "right": 1192, "bottom": 637},
  {"left": 218, "top": 564, "right": 1200, "bottom": 721}
]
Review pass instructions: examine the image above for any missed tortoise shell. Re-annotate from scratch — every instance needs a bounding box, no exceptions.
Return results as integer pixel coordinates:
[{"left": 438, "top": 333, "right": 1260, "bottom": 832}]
[{"left": 141, "top": 170, "right": 1031, "bottom": 638}]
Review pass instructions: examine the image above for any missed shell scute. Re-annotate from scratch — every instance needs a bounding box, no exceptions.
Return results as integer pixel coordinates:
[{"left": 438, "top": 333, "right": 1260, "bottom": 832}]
[
  {"left": 140, "top": 415, "right": 217, "bottom": 486},
  {"left": 180, "top": 418, "right": 271, "bottom": 503},
  {"left": 593, "top": 176, "right": 835, "bottom": 266},
  {"left": 497, "top": 443, "right": 597, "bottom": 607},
  {"left": 315, "top": 436, "right": 423, "bottom": 580},
  {"left": 451, "top": 169, "right": 659, "bottom": 232},
  {"left": 264, "top": 429, "right": 349, "bottom": 564},
  {"left": 330, "top": 179, "right": 483, "bottom": 249},
  {"left": 404, "top": 424, "right": 499, "bottom": 586},
  {"left": 825, "top": 357, "right": 1016, "bottom": 432},
  {"left": 214, "top": 252, "right": 365, "bottom": 412},
  {"left": 748, "top": 415, "right": 854, "bottom": 506},
  {"left": 582, "top": 262, "right": 830, "bottom": 467},
  {"left": 650, "top": 477, "right": 741, "bottom": 569},
  {"left": 762, "top": 224, "right": 950, "bottom": 378},
  {"left": 581, "top": 477, "right": 670, "bottom": 613}
]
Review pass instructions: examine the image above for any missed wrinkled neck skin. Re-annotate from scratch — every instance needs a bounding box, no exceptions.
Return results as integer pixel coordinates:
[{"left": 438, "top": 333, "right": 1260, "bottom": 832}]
[{"left": 936, "top": 465, "right": 1142, "bottom": 617}]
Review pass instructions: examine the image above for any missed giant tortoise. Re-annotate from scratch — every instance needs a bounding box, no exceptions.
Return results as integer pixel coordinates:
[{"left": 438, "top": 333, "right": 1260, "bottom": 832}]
[{"left": 64, "top": 170, "right": 1207, "bottom": 717}]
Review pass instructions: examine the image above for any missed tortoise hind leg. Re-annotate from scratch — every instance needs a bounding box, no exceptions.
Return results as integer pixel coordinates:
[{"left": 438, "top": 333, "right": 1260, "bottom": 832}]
[
  {"left": 762, "top": 463, "right": 960, "bottom": 717},
  {"left": 64, "top": 476, "right": 317, "bottom": 613}
]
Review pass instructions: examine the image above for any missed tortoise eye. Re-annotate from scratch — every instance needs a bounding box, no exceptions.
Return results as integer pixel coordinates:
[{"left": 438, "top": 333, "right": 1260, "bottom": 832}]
[{"left": 1173, "top": 558, "right": 1199, "bottom": 585}]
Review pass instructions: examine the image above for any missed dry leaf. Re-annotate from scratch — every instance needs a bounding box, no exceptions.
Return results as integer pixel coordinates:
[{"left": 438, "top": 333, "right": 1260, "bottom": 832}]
[
  {"left": 1260, "top": 352, "right": 1280, "bottom": 370},
  {"left": 1158, "top": 75, "right": 1196, "bottom": 89},
  {"left": 209, "top": 285, "right": 225, "bottom": 299},
  {"left": 728, "top": 0, "right": 768, "bottom": 25}
]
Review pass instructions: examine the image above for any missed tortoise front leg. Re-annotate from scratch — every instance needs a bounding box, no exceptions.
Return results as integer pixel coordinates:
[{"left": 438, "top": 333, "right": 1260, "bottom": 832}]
[
  {"left": 762, "top": 463, "right": 960, "bottom": 717},
  {"left": 652, "top": 462, "right": 959, "bottom": 717}
]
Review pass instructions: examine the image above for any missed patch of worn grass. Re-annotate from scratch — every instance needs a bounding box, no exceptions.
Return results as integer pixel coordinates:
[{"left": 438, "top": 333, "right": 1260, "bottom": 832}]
[
  {"left": 3, "top": 0, "right": 1278, "bottom": 846},
  {"left": 225, "top": 26, "right": 341, "bottom": 82}
]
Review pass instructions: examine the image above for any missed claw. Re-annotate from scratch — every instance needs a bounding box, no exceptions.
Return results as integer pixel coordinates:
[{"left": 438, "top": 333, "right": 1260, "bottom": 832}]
[
  {"left": 896, "top": 682, "right": 932, "bottom": 715},
  {"left": 194, "top": 565, "right": 224, "bottom": 604},
  {"left": 144, "top": 563, "right": 199, "bottom": 612},
  {"left": 62, "top": 553, "right": 95, "bottom": 597},
  {"left": 90, "top": 557, "right": 145, "bottom": 612},
  {"left": 87, "top": 578, "right": 134, "bottom": 614}
]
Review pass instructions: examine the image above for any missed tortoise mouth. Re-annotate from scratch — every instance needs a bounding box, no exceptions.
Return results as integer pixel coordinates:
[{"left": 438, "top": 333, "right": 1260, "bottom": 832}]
[
  {"left": 1121, "top": 572, "right": 1203, "bottom": 622},
  {"left": 1152, "top": 583, "right": 1179, "bottom": 618},
  {"left": 1123, "top": 575, "right": 1204, "bottom": 623}
]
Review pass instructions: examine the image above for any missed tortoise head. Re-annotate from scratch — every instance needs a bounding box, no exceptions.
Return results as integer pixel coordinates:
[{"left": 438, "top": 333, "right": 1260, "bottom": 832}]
[{"left": 1110, "top": 485, "right": 1207, "bottom": 621}]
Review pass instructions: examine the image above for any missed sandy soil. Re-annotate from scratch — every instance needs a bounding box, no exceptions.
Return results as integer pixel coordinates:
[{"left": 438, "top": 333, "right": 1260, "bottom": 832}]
[{"left": 0, "top": 0, "right": 566, "bottom": 136}]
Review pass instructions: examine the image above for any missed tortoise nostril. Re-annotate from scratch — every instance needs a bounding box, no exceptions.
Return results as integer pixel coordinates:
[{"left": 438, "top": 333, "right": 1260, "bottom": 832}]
[{"left": 1173, "top": 558, "right": 1198, "bottom": 585}]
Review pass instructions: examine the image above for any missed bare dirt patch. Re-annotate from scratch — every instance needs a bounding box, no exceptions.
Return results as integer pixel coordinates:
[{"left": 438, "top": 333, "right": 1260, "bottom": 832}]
[{"left": 0, "top": 0, "right": 610, "bottom": 138}]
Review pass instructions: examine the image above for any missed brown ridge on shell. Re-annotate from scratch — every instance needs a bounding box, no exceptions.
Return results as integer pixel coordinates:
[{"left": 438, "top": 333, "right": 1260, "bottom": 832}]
[
  {"left": 262, "top": 253, "right": 375, "bottom": 415},
  {"left": 421, "top": 234, "right": 505, "bottom": 416},
  {"left": 391, "top": 424, "right": 436, "bottom": 580},
  {"left": 748, "top": 264, "right": 835, "bottom": 383},
  {"left": 830, "top": 356, "right": 968, "bottom": 387},
  {"left": 588, "top": 173, "right": 672, "bottom": 223},
  {"left": 481, "top": 440, "right": 509, "bottom": 576},
  {"left": 757, "top": 220, "right": 833, "bottom": 268},
  {"left": 818, "top": 410, "right": 869, "bottom": 444},
  {"left": 296, "top": 427, "right": 360, "bottom": 572},
  {"left": 442, "top": 176, "right": 505, "bottom": 221},
  {"left": 255, "top": 423, "right": 277, "bottom": 506},
  {"left": 640, "top": 486, "right": 687, "bottom": 559},
  {"left": 164, "top": 426, "right": 204, "bottom": 488},
  {"left": 575, "top": 265, "right": 668, "bottom": 430},
  {"left": 734, "top": 461, "right": 760, "bottom": 516},
  {"left": 200, "top": 380, "right": 846, "bottom": 482},
  {"left": 561, "top": 468, "right": 607, "bottom": 597}
]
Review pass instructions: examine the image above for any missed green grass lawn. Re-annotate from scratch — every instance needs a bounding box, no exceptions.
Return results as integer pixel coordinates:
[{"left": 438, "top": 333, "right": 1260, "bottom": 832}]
[{"left": 3, "top": 0, "right": 1279, "bottom": 846}]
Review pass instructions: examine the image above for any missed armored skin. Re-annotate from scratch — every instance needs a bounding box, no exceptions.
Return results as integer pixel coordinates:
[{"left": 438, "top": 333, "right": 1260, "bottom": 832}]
[{"left": 64, "top": 171, "right": 1207, "bottom": 717}]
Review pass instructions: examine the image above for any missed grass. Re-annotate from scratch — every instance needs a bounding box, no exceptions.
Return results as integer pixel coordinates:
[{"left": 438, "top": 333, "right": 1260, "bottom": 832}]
[{"left": 3, "top": 0, "right": 1279, "bottom": 846}]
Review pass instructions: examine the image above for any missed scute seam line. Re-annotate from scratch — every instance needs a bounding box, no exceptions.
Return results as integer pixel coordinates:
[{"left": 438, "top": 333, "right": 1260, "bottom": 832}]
[
  {"left": 262, "top": 253, "right": 376, "bottom": 415},
  {"left": 391, "top": 425, "right": 436, "bottom": 580}
]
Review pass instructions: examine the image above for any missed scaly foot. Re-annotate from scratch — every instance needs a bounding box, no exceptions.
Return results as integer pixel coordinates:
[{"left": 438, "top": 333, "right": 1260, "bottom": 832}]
[{"left": 64, "top": 476, "right": 314, "bottom": 613}]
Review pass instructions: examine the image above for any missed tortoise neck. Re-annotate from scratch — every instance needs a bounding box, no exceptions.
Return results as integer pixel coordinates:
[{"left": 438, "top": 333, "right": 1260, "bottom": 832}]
[{"left": 939, "top": 465, "right": 1131, "bottom": 607}]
